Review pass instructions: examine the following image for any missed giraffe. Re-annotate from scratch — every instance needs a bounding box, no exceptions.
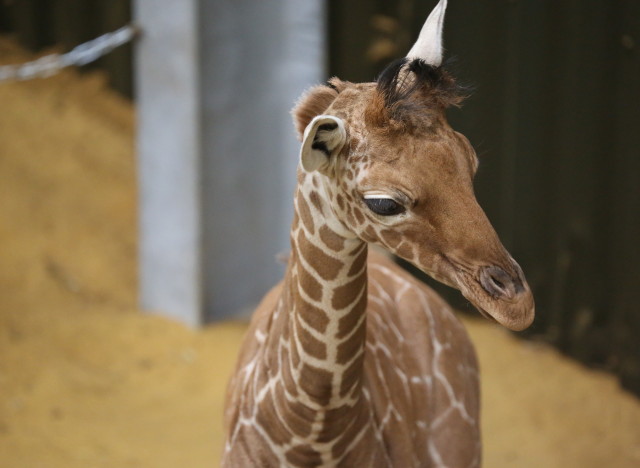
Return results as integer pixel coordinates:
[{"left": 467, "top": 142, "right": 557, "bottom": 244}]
[{"left": 222, "top": 1, "right": 535, "bottom": 466}]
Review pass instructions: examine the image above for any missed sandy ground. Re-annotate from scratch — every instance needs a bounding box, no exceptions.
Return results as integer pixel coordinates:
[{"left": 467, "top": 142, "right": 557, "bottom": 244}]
[{"left": 1, "top": 39, "right": 639, "bottom": 468}]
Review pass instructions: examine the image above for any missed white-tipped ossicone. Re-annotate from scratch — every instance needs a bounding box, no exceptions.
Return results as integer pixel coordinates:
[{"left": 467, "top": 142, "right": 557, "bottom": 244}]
[{"left": 406, "top": 0, "right": 448, "bottom": 66}]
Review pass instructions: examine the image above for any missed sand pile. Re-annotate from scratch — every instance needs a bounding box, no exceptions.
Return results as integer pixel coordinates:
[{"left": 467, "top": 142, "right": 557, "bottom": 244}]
[{"left": 1, "top": 39, "right": 639, "bottom": 467}]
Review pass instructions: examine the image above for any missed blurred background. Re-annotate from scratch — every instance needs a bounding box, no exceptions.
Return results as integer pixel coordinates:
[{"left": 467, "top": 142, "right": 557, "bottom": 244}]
[{"left": 0, "top": 0, "right": 639, "bottom": 467}]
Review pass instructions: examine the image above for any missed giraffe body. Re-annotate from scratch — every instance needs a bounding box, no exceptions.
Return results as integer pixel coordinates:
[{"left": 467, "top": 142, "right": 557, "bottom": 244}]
[
  {"left": 222, "top": 1, "right": 534, "bottom": 466},
  {"left": 224, "top": 251, "right": 480, "bottom": 467}
]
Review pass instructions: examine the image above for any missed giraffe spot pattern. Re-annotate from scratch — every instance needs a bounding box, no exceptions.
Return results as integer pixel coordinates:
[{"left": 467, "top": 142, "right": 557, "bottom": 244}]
[
  {"left": 290, "top": 332, "right": 301, "bottom": 369},
  {"left": 330, "top": 407, "right": 372, "bottom": 460},
  {"left": 298, "top": 363, "right": 334, "bottom": 406},
  {"left": 395, "top": 241, "right": 414, "bottom": 260},
  {"left": 336, "top": 291, "right": 367, "bottom": 339},
  {"left": 294, "top": 314, "right": 327, "bottom": 360},
  {"left": 297, "top": 194, "right": 315, "bottom": 235},
  {"left": 297, "top": 297, "right": 330, "bottom": 333},
  {"left": 336, "top": 326, "right": 365, "bottom": 365},
  {"left": 277, "top": 387, "right": 317, "bottom": 438},
  {"left": 339, "top": 353, "right": 364, "bottom": 397},
  {"left": 255, "top": 390, "right": 293, "bottom": 446},
  {"left": 297, "top": 230, "right": 344, "bottom": 281},
  {"left": 380, "top": 229, "right": 402, "bottom": 248},
  {"left": 279, "top": 343, "right": 300, "bottom": 398},
  {"left": 362, "top": 225, "right": 378, "bottom": 243},
  {"left": 331, "top": 276, "right": 366, "bottom": 310},
  {"left": 234, "top": 430, "right": 282, "bottom": 467},
  {"left": 309, "top": 190, "right": 324, "bottom": 214},
  {"left": 319, "top": 224, "right": 346, "bottom": 252},
  {"left": 347, "top": 244, "right": 368, "bottom": 277},
  {"left": 297, "top": 264, "right": 323, "bottom": 302},
  {"left": 316, "top": 404, "right": 361, "bottom": 443}
]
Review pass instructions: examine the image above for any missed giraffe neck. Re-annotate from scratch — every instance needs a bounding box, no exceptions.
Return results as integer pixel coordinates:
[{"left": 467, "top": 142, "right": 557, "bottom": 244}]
[{"left": 273, "top": 170, "right": 368, "bottom": 436}]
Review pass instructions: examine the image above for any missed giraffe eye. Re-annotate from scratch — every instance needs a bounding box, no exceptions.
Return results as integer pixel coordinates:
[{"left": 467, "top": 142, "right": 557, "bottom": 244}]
[{"left": 363, "top": 197, "right": 406, "bottom": 216}]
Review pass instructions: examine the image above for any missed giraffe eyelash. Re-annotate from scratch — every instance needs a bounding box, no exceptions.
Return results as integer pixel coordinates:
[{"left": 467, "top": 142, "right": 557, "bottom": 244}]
[
  {"left": 363, "top": 192, "right": 395, "bottom": 200},
  {"left": 362, "top": 195, "right": 406, "bottom": 216},
  {"left": 363, "top": 190, "right": 413, "bottom": 207}
]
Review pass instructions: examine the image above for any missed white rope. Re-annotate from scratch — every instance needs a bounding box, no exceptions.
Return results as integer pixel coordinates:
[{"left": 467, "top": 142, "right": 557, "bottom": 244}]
[{"left": 0, "top": 24, "right": 138, "bottom": 82}]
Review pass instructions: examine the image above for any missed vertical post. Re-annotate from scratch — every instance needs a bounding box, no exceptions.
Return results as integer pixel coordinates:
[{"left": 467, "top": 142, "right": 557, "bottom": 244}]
[
  {"left": 199, "top": 0, "right": 326, "bottom": 321},
  {"left": 134, "top": 0, "right": 325, "bottom": 325},
  {"left": 134, "top": 0, "right": 203, "bottom": 326}
]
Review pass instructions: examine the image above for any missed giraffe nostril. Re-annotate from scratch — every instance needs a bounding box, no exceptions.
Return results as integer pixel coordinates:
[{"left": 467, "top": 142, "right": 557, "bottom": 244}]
[{"left": 479, "top": 266, "right": 520, "bottom": 299}]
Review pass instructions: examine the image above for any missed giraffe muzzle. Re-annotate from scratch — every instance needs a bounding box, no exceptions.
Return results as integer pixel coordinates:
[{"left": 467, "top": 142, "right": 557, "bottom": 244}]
[
  {"left": 470, "top": 260, "right": 534, "bottom": 331},
  {"left": 479, "top": 265, "right": 525, "bottom": 301},
  {"left": 443, "top": 255, "right": 535, "bottom": 331}
]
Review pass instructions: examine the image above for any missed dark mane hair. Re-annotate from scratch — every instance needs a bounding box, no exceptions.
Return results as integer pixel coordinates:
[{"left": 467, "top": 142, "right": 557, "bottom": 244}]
[{"left": 368, "top": 57, "right": 468, "bottom": 130}]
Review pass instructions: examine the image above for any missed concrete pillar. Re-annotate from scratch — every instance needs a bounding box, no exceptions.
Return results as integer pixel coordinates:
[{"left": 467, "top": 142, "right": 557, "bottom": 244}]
[
  {"left": 199, "top": 0, "right": 326, "bottom": 320},
  {"left": 135, "top": 0, "right": 325, "bottom": 325},
  {"left": 134, "top": 0, "right": 203, "bottom": 326}
]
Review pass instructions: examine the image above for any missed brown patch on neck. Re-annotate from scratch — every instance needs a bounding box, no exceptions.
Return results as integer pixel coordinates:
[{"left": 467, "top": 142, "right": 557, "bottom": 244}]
[
  {"left": 297, "top": 264, "right": 322, "bottom": 302},
  {"left": 308, "top": 190, "right": 324, "bottom": 214},
  {"left": 319, "top": 224, "right": 345, "bottom": 252},
  {"left": 296, "top": 230, "right": 344, "bottom": 281},
  {"left": 294, "top": 315, "right": 327, "bottom": 360},
  {"left": 297, "top": 194, "right": 315, "bottom": 235},
  {"left": 332, "top": 276, "right": 365, "bottom": 310},
  {"left": 339, "top": 352, "right": 364, "bottom": 397},
  {"left": 296, "top": 297, "right": 330, "bottom": 333},
  {"left": 347, "top": 247, "right": 367, "bottom": 277},
  {"left": 335, "top": 291, "right": 367, "bottom": 340}
]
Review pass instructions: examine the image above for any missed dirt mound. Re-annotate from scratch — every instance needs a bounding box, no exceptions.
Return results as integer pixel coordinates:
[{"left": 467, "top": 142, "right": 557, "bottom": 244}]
[{"left": 1, "top": 38, "right": 639, "bottom": 467}]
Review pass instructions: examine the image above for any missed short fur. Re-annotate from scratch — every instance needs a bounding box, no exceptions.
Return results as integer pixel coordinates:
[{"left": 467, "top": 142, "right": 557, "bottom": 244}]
[{"left": 292, "top": 85, "right": 339, "bottom": 139}]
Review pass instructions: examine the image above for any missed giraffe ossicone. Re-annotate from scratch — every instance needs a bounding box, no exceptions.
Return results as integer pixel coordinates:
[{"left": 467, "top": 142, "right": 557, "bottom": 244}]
[
  {"left": 406, "top": 0, "right": 448, "bottom": 65},
  {"left": 223, "top": 1, "right": 534, "bottom": 466}
]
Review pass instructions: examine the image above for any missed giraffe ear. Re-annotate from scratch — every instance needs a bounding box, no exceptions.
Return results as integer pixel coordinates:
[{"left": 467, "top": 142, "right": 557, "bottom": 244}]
[
  {"left": 292, "top": 84, "right": 339, "bottom": 139},
  {"left": 300, "top": 115, "right": 347, "bottom": 173}
]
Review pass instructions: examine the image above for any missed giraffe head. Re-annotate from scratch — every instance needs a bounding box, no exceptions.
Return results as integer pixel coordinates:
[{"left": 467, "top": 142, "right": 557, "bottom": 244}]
[{"left": 291, "top": 0, "right": 534, "bottom": 331}]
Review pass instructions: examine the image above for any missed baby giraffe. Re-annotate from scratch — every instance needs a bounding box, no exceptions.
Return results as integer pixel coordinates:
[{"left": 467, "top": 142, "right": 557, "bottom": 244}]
[{"left": 222, "top": 1, "right": 534, "bottom": 466}]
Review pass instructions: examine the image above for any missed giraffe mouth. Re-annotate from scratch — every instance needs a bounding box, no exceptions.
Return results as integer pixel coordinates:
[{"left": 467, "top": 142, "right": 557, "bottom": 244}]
[
  {"left": 440, "top": 255, "right": 535, "bottom": 331},
  {"left": 475, "top": 306, "right": 498, "bottom": 323}
]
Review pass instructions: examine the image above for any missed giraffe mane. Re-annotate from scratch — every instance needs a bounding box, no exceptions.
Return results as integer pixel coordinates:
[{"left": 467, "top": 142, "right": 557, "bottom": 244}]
[{"left": 366, "top": 57, "right": 467, "bottom": 133}]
